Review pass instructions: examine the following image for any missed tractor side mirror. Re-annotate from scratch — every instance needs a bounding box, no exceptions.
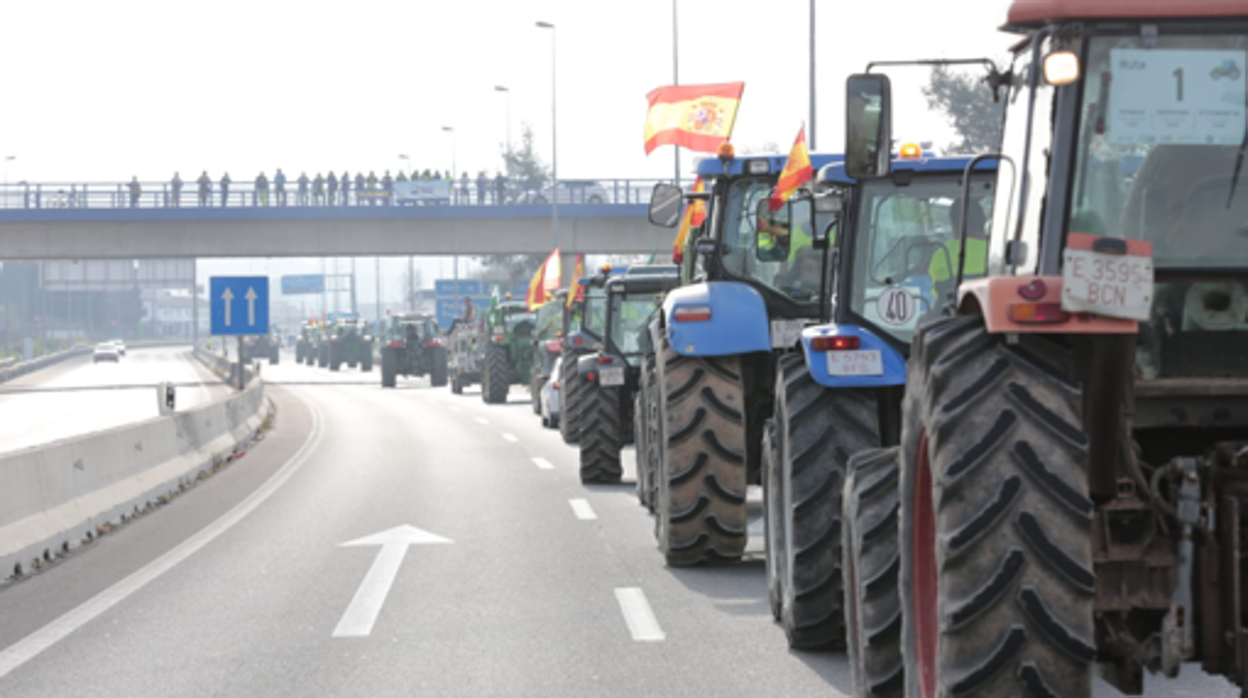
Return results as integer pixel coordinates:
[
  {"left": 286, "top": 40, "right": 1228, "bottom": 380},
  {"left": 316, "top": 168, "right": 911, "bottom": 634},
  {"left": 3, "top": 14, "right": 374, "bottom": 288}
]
[
  {"left": 648, "top": 182, "right": 684, "bottom": 228},
  {"left": 845, "top": 73, "right": 893, "bottom": 180}
]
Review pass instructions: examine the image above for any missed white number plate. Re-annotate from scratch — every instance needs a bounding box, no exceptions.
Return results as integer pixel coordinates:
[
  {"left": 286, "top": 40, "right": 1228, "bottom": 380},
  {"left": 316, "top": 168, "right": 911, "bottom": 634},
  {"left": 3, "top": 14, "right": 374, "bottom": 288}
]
[
  {"left": 826, "top": 350, "right": 883, "bottom": 377},
  {"left": 1062, "top": 248, "right": 1154, "bottom": 321},
  {"left": 771, "top": 319, "right": 807, "bottom": 348},
  {"left": 600, "top": 366, "right": 625, "bottom": 386}
]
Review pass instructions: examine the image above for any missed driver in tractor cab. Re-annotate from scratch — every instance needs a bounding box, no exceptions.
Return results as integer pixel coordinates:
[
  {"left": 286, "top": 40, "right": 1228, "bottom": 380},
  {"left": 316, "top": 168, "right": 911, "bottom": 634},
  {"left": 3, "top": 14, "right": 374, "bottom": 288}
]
[
  {"left": 757, "top": 199, "right": 815, "bottom": 262},
  {"left": 927, "top": 196, "right": 990, "bottom": 302}
]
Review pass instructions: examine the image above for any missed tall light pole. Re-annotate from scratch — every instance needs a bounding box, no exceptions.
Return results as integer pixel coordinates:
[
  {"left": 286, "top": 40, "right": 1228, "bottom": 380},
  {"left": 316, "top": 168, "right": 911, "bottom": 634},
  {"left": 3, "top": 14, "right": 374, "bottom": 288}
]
[
  {"left": 441, "top": 126, "right": 457, "bottom": 181},
  {"left": 536, "top": 21, "right": 558, "bottom": 248},
  {"left": 398, "top": 153, "right": 410, "bottom": 178},
  {"left": 494, "top": 86, "right": 512, "bottom": 153},
  {"left": 809, "top": 0, "right": 817, "bottom": 150},
  {"left": 672, "top": 2, "right": 680, "bottom": 185},
  {"left": 399, "top": 153, "right": 412, "bottom": 309}
]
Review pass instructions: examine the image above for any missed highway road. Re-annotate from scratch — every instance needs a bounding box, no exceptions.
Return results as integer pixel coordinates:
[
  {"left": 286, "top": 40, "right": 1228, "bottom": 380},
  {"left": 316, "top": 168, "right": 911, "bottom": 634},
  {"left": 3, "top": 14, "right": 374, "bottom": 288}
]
[
  {"left": 0, "top": 346, "right": 231, "bottom": 455},
  {"left": 0, "top": 357, "right": 1239, "bottom": 697}
]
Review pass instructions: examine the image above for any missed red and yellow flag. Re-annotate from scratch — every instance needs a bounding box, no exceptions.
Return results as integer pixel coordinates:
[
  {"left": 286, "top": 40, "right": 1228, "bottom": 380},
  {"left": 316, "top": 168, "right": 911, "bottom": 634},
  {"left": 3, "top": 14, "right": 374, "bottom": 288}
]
[
  {"left": 566, "top": 254, "right": 585, "bottom": 308},
  {"left": 672, "top": 176, "right": 707, "bottom": 258},
  {"left": 526, "top": 249, "right": 562, "bottom": 311},
  {"left": 770, "top": 125, "right": 814, "bottom": 211},
  {"left": 644, "top": 82, "right": 744, "bottom": 155}
]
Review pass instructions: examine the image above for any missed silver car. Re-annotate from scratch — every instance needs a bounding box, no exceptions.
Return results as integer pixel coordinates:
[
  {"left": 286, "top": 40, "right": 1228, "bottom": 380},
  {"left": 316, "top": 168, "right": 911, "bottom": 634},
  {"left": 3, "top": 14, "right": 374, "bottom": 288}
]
[
  {"left": 524, "top": 180, "right": 609, "bottom": 205},
  {"left": 540, "top": 357, "right": 562, "bottom": 429}
]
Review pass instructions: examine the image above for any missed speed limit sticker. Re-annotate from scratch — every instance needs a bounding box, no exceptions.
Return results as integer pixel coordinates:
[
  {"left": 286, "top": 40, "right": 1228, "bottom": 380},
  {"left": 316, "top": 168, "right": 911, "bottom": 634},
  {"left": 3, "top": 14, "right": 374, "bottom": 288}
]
[{"left": 876, "top": 288, "right": 917, "bottom": 326}]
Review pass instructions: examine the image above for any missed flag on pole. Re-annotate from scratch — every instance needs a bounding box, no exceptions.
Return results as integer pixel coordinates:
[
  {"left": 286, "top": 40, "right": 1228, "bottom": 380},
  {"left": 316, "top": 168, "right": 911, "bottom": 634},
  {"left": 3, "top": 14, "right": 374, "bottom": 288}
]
[
  {"left": 489, "top": 284, "right": 501, "bottom": 312},
  {"left": 770, "top": 125, "right": 814, "bottom": 212},
  {"left": 672, "top": 176, "right": 707, "bottom": 258},
  {"left": 526, "top": 249, "right": 563, "bottom": 310},
  {"left": 644, "top": 82, "right": 745, "bottom": 155},
  {"left": 566, "top": 254, "right": 585, "bottom": 309}
]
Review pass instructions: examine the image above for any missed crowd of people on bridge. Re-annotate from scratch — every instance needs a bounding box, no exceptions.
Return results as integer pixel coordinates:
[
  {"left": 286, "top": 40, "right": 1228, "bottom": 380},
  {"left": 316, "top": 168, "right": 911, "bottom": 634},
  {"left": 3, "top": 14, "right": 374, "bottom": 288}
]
[{"left": 143, "top": 169, "right": 525, "bottom": 208}]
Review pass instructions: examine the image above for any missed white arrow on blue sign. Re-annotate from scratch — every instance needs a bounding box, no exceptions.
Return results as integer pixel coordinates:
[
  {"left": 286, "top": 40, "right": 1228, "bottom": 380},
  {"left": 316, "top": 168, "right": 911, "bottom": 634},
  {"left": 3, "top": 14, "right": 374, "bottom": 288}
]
[{"left": 210, "top": 276, "right": 270, "bottom": 336}]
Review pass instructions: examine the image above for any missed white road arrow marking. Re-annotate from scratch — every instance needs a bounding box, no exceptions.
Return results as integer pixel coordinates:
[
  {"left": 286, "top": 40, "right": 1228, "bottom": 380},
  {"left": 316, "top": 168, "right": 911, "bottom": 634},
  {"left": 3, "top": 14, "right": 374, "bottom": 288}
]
[
  {"left": 245, "top": 287, "right": 258, "bottom": 326},
  {"left": 333, "top": 525, "right": 452, "bottom": 638},
  {"left": 220, "top": 287, "right": 234, "bottom": 326}
]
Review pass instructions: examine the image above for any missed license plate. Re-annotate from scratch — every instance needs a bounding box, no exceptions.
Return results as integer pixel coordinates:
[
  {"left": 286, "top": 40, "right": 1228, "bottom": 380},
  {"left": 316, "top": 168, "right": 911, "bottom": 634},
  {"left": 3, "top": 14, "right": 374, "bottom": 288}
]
[
  {"left": 771, "top": 319, "right": 807, "bottom": 348},
  {"left": 1062, "top": 248, "right": 1154, "bottom": 321},
  {"left": 600, "top": 366, "right": 625, "bottom": 386},
  {"left": 826, "top": 350, "right": 883, "bottom": 377}
]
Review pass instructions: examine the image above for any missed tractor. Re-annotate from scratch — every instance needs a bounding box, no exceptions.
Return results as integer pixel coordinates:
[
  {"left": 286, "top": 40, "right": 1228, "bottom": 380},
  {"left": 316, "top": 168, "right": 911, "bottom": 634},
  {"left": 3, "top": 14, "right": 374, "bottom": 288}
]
[
  {"left": 325, "top": 318, "right": 374, "bottom": 372},
  {"left": 479, "top": 300, "right": 536, "bottom": 405},
  {"left": 379, "top": 312, "right": 448, "bottom": 388}
]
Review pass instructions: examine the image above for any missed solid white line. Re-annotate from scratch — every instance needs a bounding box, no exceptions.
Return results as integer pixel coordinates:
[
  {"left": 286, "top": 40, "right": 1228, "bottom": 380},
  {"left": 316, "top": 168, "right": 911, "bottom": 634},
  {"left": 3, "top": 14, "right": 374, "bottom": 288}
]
[
  {"left": 475, "top": 417, "right": 489, "bottom": 425},
  {"left": 569, "top": 499, "right": 597, "bottom": 520},
  {"left": 614, "top": 588, "right": 665, "bottom": 641},
  {"left": 0, "top": 397, "right": 324, "bottom": 679},
  {"left": 501, "top": 433, "right": 518, "bottom": 442},
  {"left": 531, "top": 457, "right": 554, "bottom": 470},
  {"left": 332, "top": 544, "right": 408, "bottom": 638}
]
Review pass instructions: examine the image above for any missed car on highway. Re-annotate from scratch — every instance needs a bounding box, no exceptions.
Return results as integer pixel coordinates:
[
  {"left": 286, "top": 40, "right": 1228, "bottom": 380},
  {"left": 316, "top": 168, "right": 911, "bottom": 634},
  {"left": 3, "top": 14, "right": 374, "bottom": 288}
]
[
  {"left": 519, "top": 179, "right": 609, "bottom": 205},
  {"left": 540, "top": 356, "right": 561, "bottom": 429},
  {"left": 111, "top": 339, "right": 126, "bottom": 356},
  {"left": 93, "top": 342, "right": 120, "bottom": 363}
]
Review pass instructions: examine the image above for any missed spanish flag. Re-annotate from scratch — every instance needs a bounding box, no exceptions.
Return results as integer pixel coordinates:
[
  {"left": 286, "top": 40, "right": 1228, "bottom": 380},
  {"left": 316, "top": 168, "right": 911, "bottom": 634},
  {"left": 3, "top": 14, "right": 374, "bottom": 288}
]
[
  {"left": 770, "top": 125, "right": 813, "bottom": 211},
  {"left": 526, "top": 249, "right": 562, "bottom": 311},
  {"left": 672, "top": 177, "right": 706, "bottom": 257},
  {"left": 566, "top": 254, "right": 585, "bottom": 309},
  {"left": 644, "top": 82, "right": 745, "bottom": 155}
]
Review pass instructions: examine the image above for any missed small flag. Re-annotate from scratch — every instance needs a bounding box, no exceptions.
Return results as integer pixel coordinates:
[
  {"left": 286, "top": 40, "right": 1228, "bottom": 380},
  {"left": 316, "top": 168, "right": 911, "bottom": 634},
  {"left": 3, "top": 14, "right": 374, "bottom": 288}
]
[
  {"left": 770, "top": 125, "right": 814, "bottom": 212},
  {"left": 526, "top": 249, "right": 563, "bottom": 310},
  {"left": 566, "top": 255, "right": 585, "bottom": 308},
  {"left": 644, "top": 82, "right": 745, "bottom": 155},
  {"left": 672, "top": 177, "right": 707, "bottom": 258}
]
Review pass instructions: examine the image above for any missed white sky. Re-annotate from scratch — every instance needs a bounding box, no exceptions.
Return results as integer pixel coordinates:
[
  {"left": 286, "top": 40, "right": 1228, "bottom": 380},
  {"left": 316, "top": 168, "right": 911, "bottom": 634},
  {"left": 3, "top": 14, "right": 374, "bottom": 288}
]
[{"left": 2, "top": 0, "right": 1018, "bottom": 312}]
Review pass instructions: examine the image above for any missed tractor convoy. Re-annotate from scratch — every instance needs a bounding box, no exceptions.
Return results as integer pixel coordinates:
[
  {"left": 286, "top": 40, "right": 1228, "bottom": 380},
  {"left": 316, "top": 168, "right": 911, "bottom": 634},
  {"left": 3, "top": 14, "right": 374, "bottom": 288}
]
[{"left": 243, "top": 2, "right": 1248, "bottom": 693}]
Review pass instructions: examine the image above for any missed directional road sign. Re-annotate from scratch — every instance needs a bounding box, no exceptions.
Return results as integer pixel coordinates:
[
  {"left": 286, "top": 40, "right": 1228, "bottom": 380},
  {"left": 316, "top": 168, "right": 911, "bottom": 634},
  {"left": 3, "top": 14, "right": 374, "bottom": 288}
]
[
  {"left": 210, "top": 276, "right": 270, "bottom": 336},
  {"left": 281, "top": 274, "right": 325, "bottom": 295}
]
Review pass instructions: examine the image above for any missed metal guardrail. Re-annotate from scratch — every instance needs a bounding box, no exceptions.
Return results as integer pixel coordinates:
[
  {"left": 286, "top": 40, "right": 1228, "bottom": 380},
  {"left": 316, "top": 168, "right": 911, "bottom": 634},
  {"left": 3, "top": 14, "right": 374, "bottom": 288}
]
[{"left": 0, "top": 178, "right": 664, "bottom": 210}]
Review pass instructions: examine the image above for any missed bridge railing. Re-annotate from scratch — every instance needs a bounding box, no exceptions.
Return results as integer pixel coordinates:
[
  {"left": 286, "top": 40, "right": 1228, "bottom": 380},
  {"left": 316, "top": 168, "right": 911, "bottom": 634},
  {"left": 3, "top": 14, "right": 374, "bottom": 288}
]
[{"left": 0, "top": 178, "right": 665, "bottom": 210}]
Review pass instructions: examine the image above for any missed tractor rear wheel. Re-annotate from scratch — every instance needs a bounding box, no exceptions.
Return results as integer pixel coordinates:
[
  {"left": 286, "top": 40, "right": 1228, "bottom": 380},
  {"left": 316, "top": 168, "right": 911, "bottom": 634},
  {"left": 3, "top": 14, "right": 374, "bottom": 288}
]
[
  {"left": 429, "top": 346, "right": 448, "bottom": 387},
  {"left": 482, "top": 343, "right": 510, "bottom": 404},
  {"left": 380, "top": 347, "right": 397, "bottom": 388},
  {"left": 579, "top": 382, "right": 624, "bottom": 484},
  {"left": 656, "top": 341, "right": 748, "bottom": 566},
  {"left": 559, "top": 353, "right": 587, "bottom": 444},
  {"left": 361, "top": 348, "right": 373, "bottom": 372},
  {"left": 271, "top": 347, "right": 280, "bottom": 364},
  {"left": 900, "top": 316, "right": 1094, "bottom": 698}
]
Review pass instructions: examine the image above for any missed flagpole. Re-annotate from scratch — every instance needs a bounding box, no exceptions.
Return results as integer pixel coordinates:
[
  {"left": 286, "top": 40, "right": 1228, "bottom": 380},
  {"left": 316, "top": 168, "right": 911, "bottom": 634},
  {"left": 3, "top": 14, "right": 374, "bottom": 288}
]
[
  {"left": 673, "top": 0, "right": 680, "bottom": 186},
  {"left": 809, "top": 0, "right": 816, "bottom": 150}
]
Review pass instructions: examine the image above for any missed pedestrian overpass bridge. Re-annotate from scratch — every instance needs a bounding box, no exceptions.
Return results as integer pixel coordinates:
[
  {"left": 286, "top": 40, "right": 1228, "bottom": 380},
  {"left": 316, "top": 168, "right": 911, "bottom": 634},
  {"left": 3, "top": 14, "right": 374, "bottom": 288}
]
[{"left": 0, "top": 203, "right": 665, "bottom": 260}]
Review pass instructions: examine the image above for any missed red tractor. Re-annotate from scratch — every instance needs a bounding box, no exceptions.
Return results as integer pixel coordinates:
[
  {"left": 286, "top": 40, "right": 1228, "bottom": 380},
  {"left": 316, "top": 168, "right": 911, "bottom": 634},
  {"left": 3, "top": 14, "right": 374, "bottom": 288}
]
[{"left": 841, "top": 2, "right": 1248, "bottom": 696}]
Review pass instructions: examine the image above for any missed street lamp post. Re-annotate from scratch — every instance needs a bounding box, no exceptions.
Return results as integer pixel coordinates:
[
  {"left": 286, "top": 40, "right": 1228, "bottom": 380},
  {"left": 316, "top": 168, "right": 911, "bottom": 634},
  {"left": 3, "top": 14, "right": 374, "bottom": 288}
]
[
  {"left": 494, "top": 86, "right": 512, "bottom": 153},
  {"left": 536, "top": 21, "right": 558, "bottom": 249},
  {"left": 398, "top": 153, "right": 410, "bottom": 179},
  {"left": 441, "top": 126, "right": 456, "bottom": 181}
]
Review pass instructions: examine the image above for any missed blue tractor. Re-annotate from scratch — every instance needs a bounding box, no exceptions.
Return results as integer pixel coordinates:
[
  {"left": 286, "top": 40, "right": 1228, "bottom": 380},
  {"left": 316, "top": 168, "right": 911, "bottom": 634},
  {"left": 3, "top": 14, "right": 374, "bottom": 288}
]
[
  {"left": 761, "top": 153, "right": 999, "bottom": 651},
  {"left": 640, "top": 148, "right": 846, "bottom": 570}
]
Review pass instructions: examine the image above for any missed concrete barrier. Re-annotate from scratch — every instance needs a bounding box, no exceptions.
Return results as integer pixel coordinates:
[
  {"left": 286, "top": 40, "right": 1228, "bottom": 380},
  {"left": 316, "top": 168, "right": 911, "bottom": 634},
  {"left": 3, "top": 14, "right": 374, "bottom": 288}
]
[
  {"left": 0, "top": 371, "right": 269, "bottom": 579},
  {"left": 0, "top": 345, "right": 91, "bottom": 385}
]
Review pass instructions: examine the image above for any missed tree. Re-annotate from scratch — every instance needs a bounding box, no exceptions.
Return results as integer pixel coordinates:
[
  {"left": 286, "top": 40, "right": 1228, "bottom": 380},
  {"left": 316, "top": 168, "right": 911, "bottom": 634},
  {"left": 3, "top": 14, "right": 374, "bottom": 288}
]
[
  {"left": 922, "top": 66, "right": 1003, "bottom": 155},
  {"left": 471, "top": 123, "right": 551, "bottom": 291},
  {"left": 499, "top": 123, "right": 550, "bottom": 184},
  {"left": 473, "top": 254, "right": 545, "bottom": 293}
]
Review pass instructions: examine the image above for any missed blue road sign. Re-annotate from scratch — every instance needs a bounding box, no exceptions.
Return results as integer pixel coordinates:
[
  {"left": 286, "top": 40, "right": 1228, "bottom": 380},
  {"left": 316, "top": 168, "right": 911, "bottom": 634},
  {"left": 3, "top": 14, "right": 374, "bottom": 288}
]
[
  {"left": 210, "top": 276, "right": 270, "bottom": 336},
  {"left": 281, "top": 274, "right": 325, "bottom": 295},
  {"left": 434, "top": 279, "right": 482, "bottom": 298},
  {"left": 435, "top": 296, "right": 492, "bottom": 329}
]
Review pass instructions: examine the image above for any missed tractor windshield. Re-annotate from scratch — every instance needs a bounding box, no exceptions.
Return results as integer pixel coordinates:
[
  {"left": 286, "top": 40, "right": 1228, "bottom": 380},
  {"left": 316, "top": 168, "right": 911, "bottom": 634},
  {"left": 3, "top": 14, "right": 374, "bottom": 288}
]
[
  {"left": 582, "top": 288, "right": 608, "bottom": 340},
  {"left": 847, "top": 174, "right": 996, "bottom": 344},
  {"left": 719, "top": 177, "right": 823, "bottom": 306},
  {"left": 1071, "top": 30, "right": 1248, "bottom": 270},
  {"left": 607, "top": 292, "right": 660, "bottom": 364}
]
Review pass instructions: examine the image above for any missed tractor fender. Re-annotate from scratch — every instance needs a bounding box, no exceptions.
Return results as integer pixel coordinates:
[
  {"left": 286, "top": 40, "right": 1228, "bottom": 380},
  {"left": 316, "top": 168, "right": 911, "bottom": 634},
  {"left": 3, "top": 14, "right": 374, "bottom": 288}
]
[
  {"left": 663, "top": 281, "right": 770, "bottom": 357},
  {"left": 799, "top": 324, "right": 906, "bottom": 388}
]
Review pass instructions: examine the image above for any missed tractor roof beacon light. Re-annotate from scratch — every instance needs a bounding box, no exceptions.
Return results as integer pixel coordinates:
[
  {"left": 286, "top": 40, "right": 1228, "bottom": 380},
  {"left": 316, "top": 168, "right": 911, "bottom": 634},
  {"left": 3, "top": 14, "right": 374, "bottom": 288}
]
[
  {"left": 899, "top": 143, "right": 922, "bottom": 159},
  {"left": 717, "top": 142, "right": 735, "bottom": 164},
  {"left": 1043, "top": 50, "right": 1080, "bottom": 86}
]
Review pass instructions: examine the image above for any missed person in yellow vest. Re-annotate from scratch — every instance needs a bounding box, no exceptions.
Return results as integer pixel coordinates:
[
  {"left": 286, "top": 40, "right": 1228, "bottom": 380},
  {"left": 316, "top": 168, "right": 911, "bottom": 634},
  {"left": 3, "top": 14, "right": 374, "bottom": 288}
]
[
  {"left": 756, "top": 202, "right": 813, "bottom": 262},
  {"left": 928, "top": 198, "right": 990, "bottom": 301}
]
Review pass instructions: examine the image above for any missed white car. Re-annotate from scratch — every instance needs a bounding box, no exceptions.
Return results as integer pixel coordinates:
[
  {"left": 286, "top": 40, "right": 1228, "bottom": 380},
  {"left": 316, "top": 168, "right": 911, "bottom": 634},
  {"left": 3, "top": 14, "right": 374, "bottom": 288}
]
[
  {"left": 540, "top": 357, "right": 562, "bottom": 429},
  {"left": 523, "top": 180, "right": 609, "bottom": 205},
  {"left": 111, "top": 339, "right": 126, "bottom": 356},
  {"left": 93, "top": 343, "right": 120, "bottom": 363}
]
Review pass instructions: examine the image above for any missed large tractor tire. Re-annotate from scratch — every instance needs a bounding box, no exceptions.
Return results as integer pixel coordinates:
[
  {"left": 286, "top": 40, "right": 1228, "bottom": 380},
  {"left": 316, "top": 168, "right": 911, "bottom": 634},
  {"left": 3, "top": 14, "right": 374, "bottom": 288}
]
[
  {"left": 318, "top": 345, "right": 328, "bottom": 368},
  {"left": 768, "top": 353, "right": 879, "bottom": 649},
  {"left": 844, "top": 447, "right": 904, "bottom": 698},
  {"left": 558, "top": 353, "right": 587, "bottom": 445},
  {"left": 482, "top": 343, "right": 510, "bottom": 404},
  {"left": 899, "top": 315, "right": 1094, "bottom": 698},
  {"left": 380, "top": 347, "right": 397, "bottom": 388},
  {"left": 329, "top": 344, "right": 342, "bottom": 372},
  {"left": 295, "top": 345, "right": 303, "bottom": 363},
  {"left": 656, "top": 341, "right": 748, "bottom": 566},
  {"left": 429, "top": 346, "right": 448, "bottom": 387},
  {"left": 270, "top": 347, "right": 280, "bottom": 365},
  {"left": 579, "top": 382, "right": 624, "bottom": 484},
  {"left": 634, "top": 356, "right": 659, "bottom": 513},
  {"left": 451, "top": 372, "right": 464, "bottom": 395},
  {"left": 763, "top": 419, "right": 784, "bottom": 621}
]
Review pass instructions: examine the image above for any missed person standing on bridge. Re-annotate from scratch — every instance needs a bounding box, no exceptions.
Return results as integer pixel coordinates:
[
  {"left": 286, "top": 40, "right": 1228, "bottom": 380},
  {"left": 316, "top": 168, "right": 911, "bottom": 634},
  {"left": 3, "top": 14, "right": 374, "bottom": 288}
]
[
  {"left": 219, "top": 172, "right": 231, "bottom": 206},
  {"left": 341, "top": 171, "right": 351, "bottom": 206},
  {"left": 313, "top": 173, "right": 325, "bottom": 206},
  {"left": 169, "top": 172, "right": 183, "bottom": 207},
  {"left": 255, "top": 172, "right": 269, "bottom": 206},
  {"left": 494, "top": 172, "right": 507, "bottom": 205},
  {"left": 354, "top": 172, "right": 365, "bottom": 206},
  {"left": 364, "top": 172, "right": 376, "bottom": 206},
  {"left": 197, "top": 171, "right": 211, "bottom": 206},
  {"left": 327, "top": 172, "right": 338, "bottom": 206},
  {"left": 381, "top": 170, "right": 393, "bottom": 206},
  {"left": 459, "top": 172, "right": 470, "bottom": 205},
  {"left": 297, "top": 172, "right": 310, "bottom": 206},
  {"left": 274, "top": 169, "right": 288, "bottom": 206},
  {"left": 128, "top": 176, "right": 142, "bottom": 207},
  {"left": 476, "top": 171, "right": 487, "bottom": 205}
]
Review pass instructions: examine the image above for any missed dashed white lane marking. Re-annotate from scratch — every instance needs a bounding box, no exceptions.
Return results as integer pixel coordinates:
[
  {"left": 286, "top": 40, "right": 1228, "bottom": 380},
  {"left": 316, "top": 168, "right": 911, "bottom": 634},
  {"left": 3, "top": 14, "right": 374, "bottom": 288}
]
[
  {"left": 475, "top": 417, "right": 489, "bottom": 425},
  {"left": 0, "top": 396, "right": 325, "bottom": 678},
  {"left": 614, "top": 588, "right": 665, "bottom": 642},
  {"left": 569, "top": 499, "right": 598, "bottom": 520},
  {"left": 502, "top": 433, "right": 518, "bottom": 442},
  {"left": 532, "top": 457, "right": 554, "bottom": 470}
]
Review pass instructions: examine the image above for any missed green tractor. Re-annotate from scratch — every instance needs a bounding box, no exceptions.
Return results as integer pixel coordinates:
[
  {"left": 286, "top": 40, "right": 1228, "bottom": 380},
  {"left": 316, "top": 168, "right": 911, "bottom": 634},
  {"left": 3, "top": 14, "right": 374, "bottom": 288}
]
[
  {"left": 326, "top": 318, "right": 374, "bottom": 372},
  {"left": 295, "top": 322, "right": 319, "bottom": 365},
  {"left": 528, "top": 293, "right": 565, "bottom": 414},
  {"left": 380, "top": 312, "right": 448, "bottom": 388},
  {"left": 479, "top": 300, "right": 536, "bottom": 405},
  {"left": 244, "top": 329, "right": 281, "bottom": 364}
]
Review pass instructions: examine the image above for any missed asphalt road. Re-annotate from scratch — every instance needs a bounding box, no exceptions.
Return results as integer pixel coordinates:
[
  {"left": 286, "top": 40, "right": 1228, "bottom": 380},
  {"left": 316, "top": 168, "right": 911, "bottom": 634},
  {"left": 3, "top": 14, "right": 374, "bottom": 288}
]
[
  {"left": 0, "top": 357, "right": 1239, "bottom": 697},
  {"left": 0, "top": 346, "right": 230, "bottom": 455}
]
